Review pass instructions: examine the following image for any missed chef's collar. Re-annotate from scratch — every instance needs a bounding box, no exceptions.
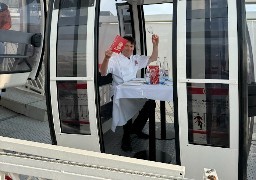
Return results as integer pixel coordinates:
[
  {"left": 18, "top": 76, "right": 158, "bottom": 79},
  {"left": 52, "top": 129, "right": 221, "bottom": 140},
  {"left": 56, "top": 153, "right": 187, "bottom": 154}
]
[{"left": 121, "top": 53, "right": 131, "bottom": 60}]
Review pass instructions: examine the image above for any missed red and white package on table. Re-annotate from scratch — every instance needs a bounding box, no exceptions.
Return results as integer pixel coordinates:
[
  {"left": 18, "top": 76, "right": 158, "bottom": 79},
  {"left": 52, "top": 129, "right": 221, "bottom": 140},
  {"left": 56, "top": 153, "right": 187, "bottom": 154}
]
[
  {"left": 110, "top": 35, "right": 128, "bottom": 53},
  {"left": 149, "top": 65, "right": 159, "bottom": 84}
]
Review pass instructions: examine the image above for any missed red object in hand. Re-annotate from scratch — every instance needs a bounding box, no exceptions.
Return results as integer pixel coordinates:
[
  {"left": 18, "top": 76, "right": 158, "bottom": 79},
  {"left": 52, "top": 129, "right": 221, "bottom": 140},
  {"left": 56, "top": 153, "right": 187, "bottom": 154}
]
[
  {"left": 149, "top": 65, "right": 159, "bottom": 84},
  {"left": 5, "top": 176, "right": 12, "bottom": 180},
  {"left": 110, "top": 35, "right": 128, "bottom": 53}
]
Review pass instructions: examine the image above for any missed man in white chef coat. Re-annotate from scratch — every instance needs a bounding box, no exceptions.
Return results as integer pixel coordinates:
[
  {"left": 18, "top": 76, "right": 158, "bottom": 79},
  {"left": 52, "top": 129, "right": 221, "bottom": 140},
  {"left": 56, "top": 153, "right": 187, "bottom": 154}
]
[{"left": 100, "top": 34, "right": 159, "bottom": 151}]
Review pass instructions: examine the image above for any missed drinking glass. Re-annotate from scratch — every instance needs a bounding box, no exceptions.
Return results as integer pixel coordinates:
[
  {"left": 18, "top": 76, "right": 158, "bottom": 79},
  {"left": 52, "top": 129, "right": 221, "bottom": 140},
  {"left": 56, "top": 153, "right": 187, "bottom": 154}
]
[{"left": 147, "top": 26, "right": 154, "bottom": 35}]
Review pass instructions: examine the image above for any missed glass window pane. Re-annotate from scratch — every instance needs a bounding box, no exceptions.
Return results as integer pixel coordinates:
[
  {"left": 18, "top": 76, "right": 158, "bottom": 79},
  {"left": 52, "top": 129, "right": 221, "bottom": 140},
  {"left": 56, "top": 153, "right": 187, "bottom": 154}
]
[
  {"left": 1, "top": 0, "right": 44, "bottom": 33},
  {"left": 187, "top": 83, "right": 229, "bottom": 147},
  {"left": 57, "top": 81, "right": 91, "bottom": 135},
  {"left": 186, "top": 0, "right": 229, "bottom": 79},
  {"left": 57, "top": 0, "right": 94, "bottom": 9},
  {"left": 98, "top": 1, "right": 120, "bottom": 65},
  {"left": 144, "top": 3, "right": 173, "bottom": 78},
  {"left": 0, "top": 43, "right": 32, "bottom": 73},
  {"left": 57, "top": 1, "right": 88, "bottom": 77},
  {"left": 0, "top": 0, "right": 44, "bottom": 74}
]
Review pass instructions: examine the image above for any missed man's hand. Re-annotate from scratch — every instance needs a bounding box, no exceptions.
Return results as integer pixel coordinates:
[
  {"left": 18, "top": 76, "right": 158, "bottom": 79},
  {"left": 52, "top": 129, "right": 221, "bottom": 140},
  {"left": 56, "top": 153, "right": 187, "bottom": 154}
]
[
  {"left": 100, "top": 49, "right": 113, "bottom": 76},
  {"left": 105, "top": 49, "right": 113, "bottom": 59},
  {"left": 152, "top": 34, "right": 159, "bottom": 46}
]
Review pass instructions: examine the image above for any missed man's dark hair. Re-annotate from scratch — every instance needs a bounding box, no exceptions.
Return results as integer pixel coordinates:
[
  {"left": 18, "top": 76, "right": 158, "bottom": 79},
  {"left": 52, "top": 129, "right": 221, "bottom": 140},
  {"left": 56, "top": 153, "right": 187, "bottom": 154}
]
[
  {"left": 123, "top": 36, "right": 136, "bottom": 45},
  {"left": 0, "top": 3, "right": 8, "bottom": 12}
]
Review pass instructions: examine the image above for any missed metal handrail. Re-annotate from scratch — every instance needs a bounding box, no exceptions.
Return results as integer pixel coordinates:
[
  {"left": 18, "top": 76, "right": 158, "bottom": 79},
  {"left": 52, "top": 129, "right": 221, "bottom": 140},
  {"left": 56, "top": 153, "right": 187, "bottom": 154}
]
[
  {"left": 0, "top": 54, "right": 30, "bottom": 58},
  {"left": 25, "top": 62, "right": 45, "bottom": 95},
  {"left": 0, "top": 136, "right": 187, "bottom": 180}
]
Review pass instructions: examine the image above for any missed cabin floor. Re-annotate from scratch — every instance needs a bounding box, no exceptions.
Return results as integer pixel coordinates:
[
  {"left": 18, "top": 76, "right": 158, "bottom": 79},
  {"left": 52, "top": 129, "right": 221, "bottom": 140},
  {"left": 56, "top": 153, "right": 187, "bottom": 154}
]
[
  {"left": 103, "top": 122, "right": 176, "bottom": 164},
  {"left": 0, "top": 88, "right": 255, "bottom": 179}
]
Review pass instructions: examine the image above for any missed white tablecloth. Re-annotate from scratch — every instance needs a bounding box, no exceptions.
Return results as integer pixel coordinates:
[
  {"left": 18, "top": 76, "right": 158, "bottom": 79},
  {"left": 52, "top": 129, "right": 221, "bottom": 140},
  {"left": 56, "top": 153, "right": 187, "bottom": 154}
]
[{"left": 111, "top": 79, "right": 173, "bottom": 131}]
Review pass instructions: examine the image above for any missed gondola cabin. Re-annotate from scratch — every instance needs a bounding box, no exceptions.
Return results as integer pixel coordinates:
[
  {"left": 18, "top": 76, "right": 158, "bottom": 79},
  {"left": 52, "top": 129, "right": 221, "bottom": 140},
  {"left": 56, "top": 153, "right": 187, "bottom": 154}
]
[{"left": 1, "top": 0, "right": 256, "bottom": 179}]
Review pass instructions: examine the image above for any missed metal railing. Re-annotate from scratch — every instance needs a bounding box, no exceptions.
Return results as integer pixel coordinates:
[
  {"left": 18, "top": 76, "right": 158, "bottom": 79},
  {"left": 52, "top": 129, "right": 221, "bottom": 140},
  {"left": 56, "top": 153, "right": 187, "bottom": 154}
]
[
  {"left": 1, "top": 42, "right": 45, "bottom": 95},
  {"left": 0, "top": 136, "right": 187, "bottom": 180},
  {"left": 25, "top": 62, "right": 45, "bottom": 95}
]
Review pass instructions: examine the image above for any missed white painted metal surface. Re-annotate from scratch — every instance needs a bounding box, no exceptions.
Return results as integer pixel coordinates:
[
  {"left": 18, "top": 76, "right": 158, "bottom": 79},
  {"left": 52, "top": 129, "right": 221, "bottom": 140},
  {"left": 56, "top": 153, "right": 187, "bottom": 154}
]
[
  {"left": 176, "top": 0, "right": 239, "bottom": 179},
  {"left": 49, "top": 3, "right": 100, "bottom": 151},
  {"left": 0, "top": 136, "right": 186, "bottom": 180},
  {"left": 227, "top": 0, "right": 239, "bottom": 153},
  {"left": 0, "top": 73, "right": 30, "bottom": 89}
]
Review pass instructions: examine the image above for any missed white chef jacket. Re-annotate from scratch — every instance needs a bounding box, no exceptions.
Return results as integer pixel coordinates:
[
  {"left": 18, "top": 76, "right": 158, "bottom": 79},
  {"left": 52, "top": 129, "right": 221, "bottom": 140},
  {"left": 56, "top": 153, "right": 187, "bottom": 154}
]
[{"left": 106, "top": 53, "right": 149, "bottom": 97}]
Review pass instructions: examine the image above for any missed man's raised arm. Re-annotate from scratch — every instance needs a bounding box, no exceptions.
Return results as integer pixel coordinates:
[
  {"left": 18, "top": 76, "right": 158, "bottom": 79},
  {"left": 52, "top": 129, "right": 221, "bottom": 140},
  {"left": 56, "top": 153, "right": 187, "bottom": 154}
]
[
  {"left": 148, "top": 34, "right": 159, "bottom": 63},
  {"left": 100, "top": 49, "right": 113, "bottom": 76}
]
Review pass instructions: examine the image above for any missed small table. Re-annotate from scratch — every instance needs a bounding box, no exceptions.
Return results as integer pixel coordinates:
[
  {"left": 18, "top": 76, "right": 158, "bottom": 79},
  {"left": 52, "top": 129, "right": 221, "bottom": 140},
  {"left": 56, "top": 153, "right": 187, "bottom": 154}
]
[{"left": 112, "top": 79, "right": 173, "bottom": 162}]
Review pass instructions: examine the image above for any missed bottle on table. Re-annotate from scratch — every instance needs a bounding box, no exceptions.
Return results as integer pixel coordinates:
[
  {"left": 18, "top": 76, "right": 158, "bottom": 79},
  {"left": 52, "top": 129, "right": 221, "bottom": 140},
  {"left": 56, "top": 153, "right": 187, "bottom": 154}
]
[
  {"left": 163, "top": 57, "right": 169, "bottom": 81},
  {"left": 159, "top": 68, "right": 165, "bottom": 84},
  {"left": 156, "top": 57, "right": 161, "bottom": 67},
  {"left": 156, "top": 57, "right": 164, "bottom": 84},
  {"left": 145, "top": 66, "right": 150, "bottom": 84}
]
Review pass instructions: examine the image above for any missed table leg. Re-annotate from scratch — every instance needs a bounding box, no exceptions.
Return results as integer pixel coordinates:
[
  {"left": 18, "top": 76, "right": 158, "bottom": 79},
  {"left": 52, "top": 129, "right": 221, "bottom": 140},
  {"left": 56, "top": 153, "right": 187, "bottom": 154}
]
[
  {"left": 149, "top": 100, "right": 156, "bottom": 161},
  {"left": 156, "top": 101, "right": 175, "bottom": 140},
  {"left": 134, "top": 100, "right": 172, "bottom": 163},
  {"left": 160, "top": 101, "right": 166, "bottom": 139}
]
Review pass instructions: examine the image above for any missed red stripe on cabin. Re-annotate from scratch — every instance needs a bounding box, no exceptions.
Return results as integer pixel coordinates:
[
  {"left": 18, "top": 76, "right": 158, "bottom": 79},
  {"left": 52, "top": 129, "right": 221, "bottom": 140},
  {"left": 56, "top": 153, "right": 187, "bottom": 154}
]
[
  {"left": 76, "top": 84, "right": 87, "bottom": 89},
  {"left": 190, "top": 129, "right": 228, "bottom": 137},
  {"left": 188, "top": 87, "right": 204, "bottom": 94},
  {"left": 188, "top": 87, "right": 228, "bottom": 95},
  {"left": 209, "top": 88, "right": 228, "bottom": 95}
]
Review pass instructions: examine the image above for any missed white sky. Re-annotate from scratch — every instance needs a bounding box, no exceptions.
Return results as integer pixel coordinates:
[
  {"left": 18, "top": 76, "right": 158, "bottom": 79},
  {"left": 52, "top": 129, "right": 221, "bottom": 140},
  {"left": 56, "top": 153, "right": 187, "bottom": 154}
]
[
  {"left": 246, "top": 4, "right": 256, "bottom": 11},
  {"left": 100, "top": 1, "right": 173, "bottom": 16},
  {"left": 143, "top": 4, "right": 173, "bottom": 15}
]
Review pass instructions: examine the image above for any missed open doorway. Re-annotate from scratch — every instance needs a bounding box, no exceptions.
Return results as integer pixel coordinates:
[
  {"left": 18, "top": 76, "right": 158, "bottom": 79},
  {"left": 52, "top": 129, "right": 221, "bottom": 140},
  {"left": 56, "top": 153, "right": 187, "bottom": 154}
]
[{"left": 97, "top": 0, "right": 176, "bottom": 164}]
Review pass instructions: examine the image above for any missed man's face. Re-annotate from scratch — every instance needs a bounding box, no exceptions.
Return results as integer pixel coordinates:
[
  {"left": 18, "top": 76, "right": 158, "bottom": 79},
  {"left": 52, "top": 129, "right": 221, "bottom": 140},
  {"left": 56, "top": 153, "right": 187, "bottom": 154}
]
[{"left": 122, "top": 41, "right": 134, "bottom": 58}]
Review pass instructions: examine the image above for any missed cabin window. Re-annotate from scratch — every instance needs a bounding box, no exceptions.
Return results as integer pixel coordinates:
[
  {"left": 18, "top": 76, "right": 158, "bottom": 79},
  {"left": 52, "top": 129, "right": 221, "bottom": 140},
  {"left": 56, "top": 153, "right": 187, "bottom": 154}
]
[
  {"left": 0, "top": 0, "right": 44, "bottom": 74},
  {"left": 186, "top": 0, "right": 230, "bottom": 148},
  {"left": 57, "top": 81, "right": 91, "bottom": 135},
  {"left": 187, "top": 83, "right": 230, "bottom": 147},
  {"left": 56, "top": 0, "right": 88, "bottom": 77},
  {"left": 186, "top": 0, "right": 229, "bottom": 79}
]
